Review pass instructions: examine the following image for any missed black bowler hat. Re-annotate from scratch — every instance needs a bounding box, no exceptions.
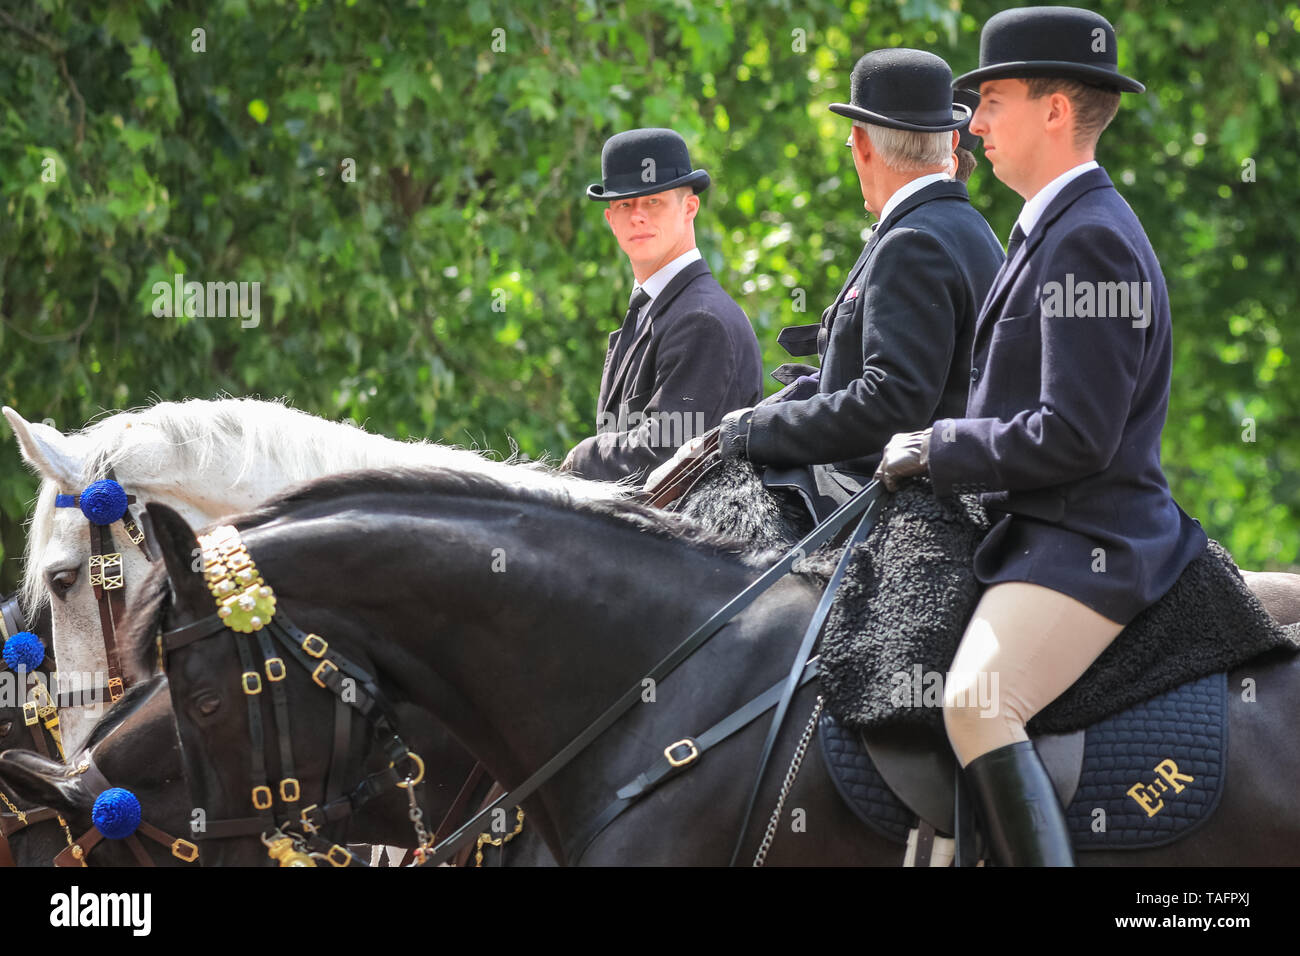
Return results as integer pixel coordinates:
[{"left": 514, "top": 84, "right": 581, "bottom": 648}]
[
  {"left": 829, "top": 49, "right": 970, "bottom": 132},
  {"left": 586, "top": 128, "right": 710, "bottom": 201},
  {"left": 954, "top": 6, "right": 1144, "bottom": 93},
  {"left": 954, "top": 89, "right": 981, "bottom": 151}
]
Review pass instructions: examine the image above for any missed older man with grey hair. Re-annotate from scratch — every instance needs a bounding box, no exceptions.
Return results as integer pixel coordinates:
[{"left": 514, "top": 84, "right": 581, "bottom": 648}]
[{"left": 648, "top": 48, "right": 1004, "bottom": 521}]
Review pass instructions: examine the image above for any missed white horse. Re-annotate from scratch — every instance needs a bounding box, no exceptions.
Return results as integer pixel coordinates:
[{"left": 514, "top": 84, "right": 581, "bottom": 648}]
[{"left": 5, "top": 396, "right": 628, "bottom": 752}]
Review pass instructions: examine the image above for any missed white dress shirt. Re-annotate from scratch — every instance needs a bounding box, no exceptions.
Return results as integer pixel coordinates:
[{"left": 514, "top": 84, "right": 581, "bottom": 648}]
[
  {"left": 877, "top": 172, "right": 951, "bottom": 228},
  {"left": 631, "top": 248, "right": 703, "bottom": 332},
  {"left": 1016, "top": 160, "right": 1099, "bottom": 238}
]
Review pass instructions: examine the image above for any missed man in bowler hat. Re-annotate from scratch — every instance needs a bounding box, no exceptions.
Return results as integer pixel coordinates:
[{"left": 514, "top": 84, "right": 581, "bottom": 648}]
[
  {"left": 649, "top": 49, "right": 1004, "bottom": 522},
  {"left": 562, "top": 128, "right": 762, "bottom": 483},
  {"left": 876, "top": 6, "right": 1207, "bottom": 865}
]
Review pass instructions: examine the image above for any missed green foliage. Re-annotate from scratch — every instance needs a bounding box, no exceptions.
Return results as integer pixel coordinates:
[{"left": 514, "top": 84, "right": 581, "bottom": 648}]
[{"left": 1, "top": 0, "right": 1297, "bottom": 593}]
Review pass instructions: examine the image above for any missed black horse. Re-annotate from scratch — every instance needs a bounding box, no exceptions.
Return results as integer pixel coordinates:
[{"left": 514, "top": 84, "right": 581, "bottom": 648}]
[
  {"left": 125, "top": 467, "right": 1300, "bottom": 865},
  {"left": 0, "top": 677, "right": 198, "bottom": 866}
]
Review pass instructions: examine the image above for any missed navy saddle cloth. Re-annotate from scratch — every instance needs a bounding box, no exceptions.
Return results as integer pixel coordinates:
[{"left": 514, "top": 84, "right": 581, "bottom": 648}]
[{"left": 820, "top": 670, "right": 1228, "bottom": 851}]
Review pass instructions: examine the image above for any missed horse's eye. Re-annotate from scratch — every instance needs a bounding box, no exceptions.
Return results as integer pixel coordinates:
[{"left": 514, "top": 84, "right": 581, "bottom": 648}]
[
  {"left": 0, "top": 721, "right": 11, "bottom": 738},
  {"left": 47, "top": 568, "right": 78, "bottom": 601},
  {"left": 193, "top": 692, "right": 222, "bottom": 717}
]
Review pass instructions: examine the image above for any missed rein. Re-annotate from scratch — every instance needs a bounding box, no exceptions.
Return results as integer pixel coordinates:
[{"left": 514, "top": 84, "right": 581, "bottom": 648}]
[{"left": 423, "top": 478, "right": 886, "bottom": 865}]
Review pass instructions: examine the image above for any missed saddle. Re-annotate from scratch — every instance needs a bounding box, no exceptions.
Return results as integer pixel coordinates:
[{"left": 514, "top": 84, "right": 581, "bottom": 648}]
[
  {"left": 638, "top": 430, "right": 721, "bottom": 511},
  {"left": 853, "top": 722, "right": 1084, "bottom": 838},
  {"left": 820, "top": 670, "right": 1231, "bottom": 856}
]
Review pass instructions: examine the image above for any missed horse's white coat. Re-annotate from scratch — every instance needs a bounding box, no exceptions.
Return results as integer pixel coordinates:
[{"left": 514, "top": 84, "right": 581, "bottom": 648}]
[{"left": 4, "top": 397, "right": 629, "bottom": 751}]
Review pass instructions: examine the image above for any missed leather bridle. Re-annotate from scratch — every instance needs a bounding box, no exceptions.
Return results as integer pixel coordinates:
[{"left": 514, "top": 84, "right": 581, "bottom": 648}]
[
  {"left": 158, "top": 524, "right": 428, "bottom": 867},
  {"left": 52, "top": 468, "right": 155, "bottom": 708},
  {"left": 0, "top": 593, "right": 64, "bottom": 761},
  {"left": 52, "top": 751, "right": 199, "bottom": 867}
]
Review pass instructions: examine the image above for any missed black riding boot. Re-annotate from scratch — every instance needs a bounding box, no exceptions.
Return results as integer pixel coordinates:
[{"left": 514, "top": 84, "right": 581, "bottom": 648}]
[{"left": 962, "top": 740, "right": 1075, "bottom": 867}]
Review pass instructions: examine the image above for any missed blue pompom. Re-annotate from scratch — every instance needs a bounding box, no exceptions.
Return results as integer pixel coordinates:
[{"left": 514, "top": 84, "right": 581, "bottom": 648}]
[
  {"left": 92, "top": 788, "right": 142, "bottom": 839},
  {"left": 3, "top": 631, "right": 44, "bottom": 671},
  {"left": 80, "top": 479, "right": 129, "bottom": 525}
]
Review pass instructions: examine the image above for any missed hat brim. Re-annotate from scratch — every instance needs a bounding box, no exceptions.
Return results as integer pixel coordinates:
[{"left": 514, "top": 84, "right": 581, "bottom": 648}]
[
  {"left": 586, "top": 169, "right": 710, "bottom": 202},
  {"left": 953, "top": 61, "right": 1144, "bottom": 94},
  {"left": 828, "top": 101, "right": 971, "bottom": 133}
]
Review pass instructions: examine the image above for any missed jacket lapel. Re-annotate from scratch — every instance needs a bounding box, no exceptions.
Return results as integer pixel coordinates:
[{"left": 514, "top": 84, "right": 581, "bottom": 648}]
[
  {"left": 603, "top": 258, "right": 712, "bottom": 411},
  {"left": 827, "top": 180, "right": 971, "bottom": 324},
  {"left": 973, "top": 168, "right": 1116, "bottom": 342}
]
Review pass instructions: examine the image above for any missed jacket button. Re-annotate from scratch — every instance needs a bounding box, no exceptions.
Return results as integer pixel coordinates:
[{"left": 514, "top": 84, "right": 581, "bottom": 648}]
[{"left": 970, "top": 367, "right": 981, "bottom": 382}]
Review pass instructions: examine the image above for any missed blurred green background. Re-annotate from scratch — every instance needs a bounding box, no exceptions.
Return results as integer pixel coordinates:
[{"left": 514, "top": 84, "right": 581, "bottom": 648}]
[{"left": 2, "top": 0, "right": 1297, "bottom": 593}]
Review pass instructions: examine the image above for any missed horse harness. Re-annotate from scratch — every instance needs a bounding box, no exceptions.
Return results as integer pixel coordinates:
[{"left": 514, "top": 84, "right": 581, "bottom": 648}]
[
  {"left": 53, "top": 476, "right": 503, "bottom": 867},
  {"left": 52, "top": 470, "right": 155, "bottom": 707},
  {"left": 0, "top": 592, "right": 64, "bottom": 761},
  {"left": 159, "top": 523, "right": 445, "bottom": 867}
]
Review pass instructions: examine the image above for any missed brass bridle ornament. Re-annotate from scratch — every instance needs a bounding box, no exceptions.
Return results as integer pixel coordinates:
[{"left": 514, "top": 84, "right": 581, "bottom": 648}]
[{"left": 159, "top": 525, "right": 430, "bottom": 867}]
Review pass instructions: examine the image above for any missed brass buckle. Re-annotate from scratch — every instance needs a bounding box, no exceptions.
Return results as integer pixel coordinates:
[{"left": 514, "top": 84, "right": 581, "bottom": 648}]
[
  {"left": 251, "top": 785, "right": 273, "bottom": 810},
  {"left": 22, "top": 701, "right": 38, "bottom": 726},
  {"left": 108, "top": 677, "right": 124, "bottom": 702},
  {"left": 171, "top": 838, "right": 199, "bottom": 862},
  {"left": 265, "top": 657, "right": 286, "bottom": 681},
  {"left": 392, "top": 751, "right": 425, "bottom": 788},
  {"left": 122, "top": 517, "right": 146, "bottom": 545},
  {"left": 664, "top": 738, "right": 700, "bottom": 768},
  {"left": 242, "top": 671, "right": 262, "bottom": 695},
  {"left": 299, "top": 804, "right": 321, "bottom": 834},
  {"left": 279, "top": 778, "right": 300, "bottom": 802},
  {"left": 89, "top": 553, "right": 124, "bottom": 590},
  {"left": 326, "top": 844, "right": 352, "bottom": 867},
  {"left": 311, "top": 659, "right": 338, "bottom": 688},
  {"left": 302, "top": 633, "right": 328, "bottom": 658}
]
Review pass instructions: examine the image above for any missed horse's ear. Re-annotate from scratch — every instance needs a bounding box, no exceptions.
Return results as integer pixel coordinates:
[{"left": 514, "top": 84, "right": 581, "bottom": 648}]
[
  {"left": 0, "top": 750, "right": 91, "bottom": 814},
  {"left": 2, "top": 406, "right": 83, "bottom": 489},
  {"left": 144, "top": 503, "right": 210, "bottom": 619}
]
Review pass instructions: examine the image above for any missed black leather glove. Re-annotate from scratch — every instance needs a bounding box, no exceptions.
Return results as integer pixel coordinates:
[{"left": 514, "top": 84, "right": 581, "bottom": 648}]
[
  {"left": 874, "top": 428, "right": 931, "bottom": 491},
  {"left": 718, "top": 407, "right": 755, "bottom": 460}
]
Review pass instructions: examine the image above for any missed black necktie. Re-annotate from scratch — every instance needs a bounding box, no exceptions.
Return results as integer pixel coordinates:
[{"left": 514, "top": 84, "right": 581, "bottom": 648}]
[
  {"left": 610, "top": 286, "right": 651, "bottom": 375},
  {"left": 1006, "top": 222, "right": 1027, "bottom": 259}
]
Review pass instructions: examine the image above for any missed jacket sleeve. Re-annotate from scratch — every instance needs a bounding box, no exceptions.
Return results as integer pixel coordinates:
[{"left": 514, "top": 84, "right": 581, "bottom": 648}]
[
  {"left": 565, "top": 309, "right": 740, "bottom": 483},
  {"left": 928, "top": 223, "right": 1147, "bottom": 496},
  {"left": 744, "top": 229, "right": 963, "bottom": 467}
]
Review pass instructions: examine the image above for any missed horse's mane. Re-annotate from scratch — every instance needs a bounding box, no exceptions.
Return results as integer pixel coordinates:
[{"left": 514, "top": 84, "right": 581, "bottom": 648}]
[
  {"left": 20, "top": 396, "right": 631, "bottom": 615},
  {"left": 126, "top": 465, "right": 783, "bottom": 676},
  {"left": 227, "top": 465, "right": 782, "bottom": 566}
]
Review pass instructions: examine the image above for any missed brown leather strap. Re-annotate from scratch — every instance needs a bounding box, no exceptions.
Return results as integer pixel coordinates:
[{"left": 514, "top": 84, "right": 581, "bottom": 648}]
[
  {"left": 0, "top": 806, "right": 60, "bottom": 838},
  {"left": 0, "top": 833, "right": 15, "bottom": 868},
  {"left": 136, "top": 821, "right": 198, "bottom": 863},
  {"left": 638, "top": 431, "right": 722, "bottom": 511},
  {"left": 124, "top": 834, "right": 154, "bottom": 866},
  {"left": 55, "top": 827, "right": 102, "bottom": 867},
  {"left": 26, "top": 720, "right": 50, "bottom": 759},
  {"left": 88, "top": 522, "right": 126, "bottom": 702},
  {"left": 914, "top": 820, "right": 936, "bottom": 867}
]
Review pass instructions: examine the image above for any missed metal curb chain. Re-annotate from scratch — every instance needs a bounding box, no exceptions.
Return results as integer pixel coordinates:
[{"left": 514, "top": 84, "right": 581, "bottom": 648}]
[{"left": 753, "top": 695, "right": 823, "bottom": 867}]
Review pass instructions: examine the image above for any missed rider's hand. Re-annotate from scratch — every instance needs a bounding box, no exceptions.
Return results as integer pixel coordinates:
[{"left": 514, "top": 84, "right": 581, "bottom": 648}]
[{"left": 874, "top": 428, "right": 931, "bottom": 491}]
